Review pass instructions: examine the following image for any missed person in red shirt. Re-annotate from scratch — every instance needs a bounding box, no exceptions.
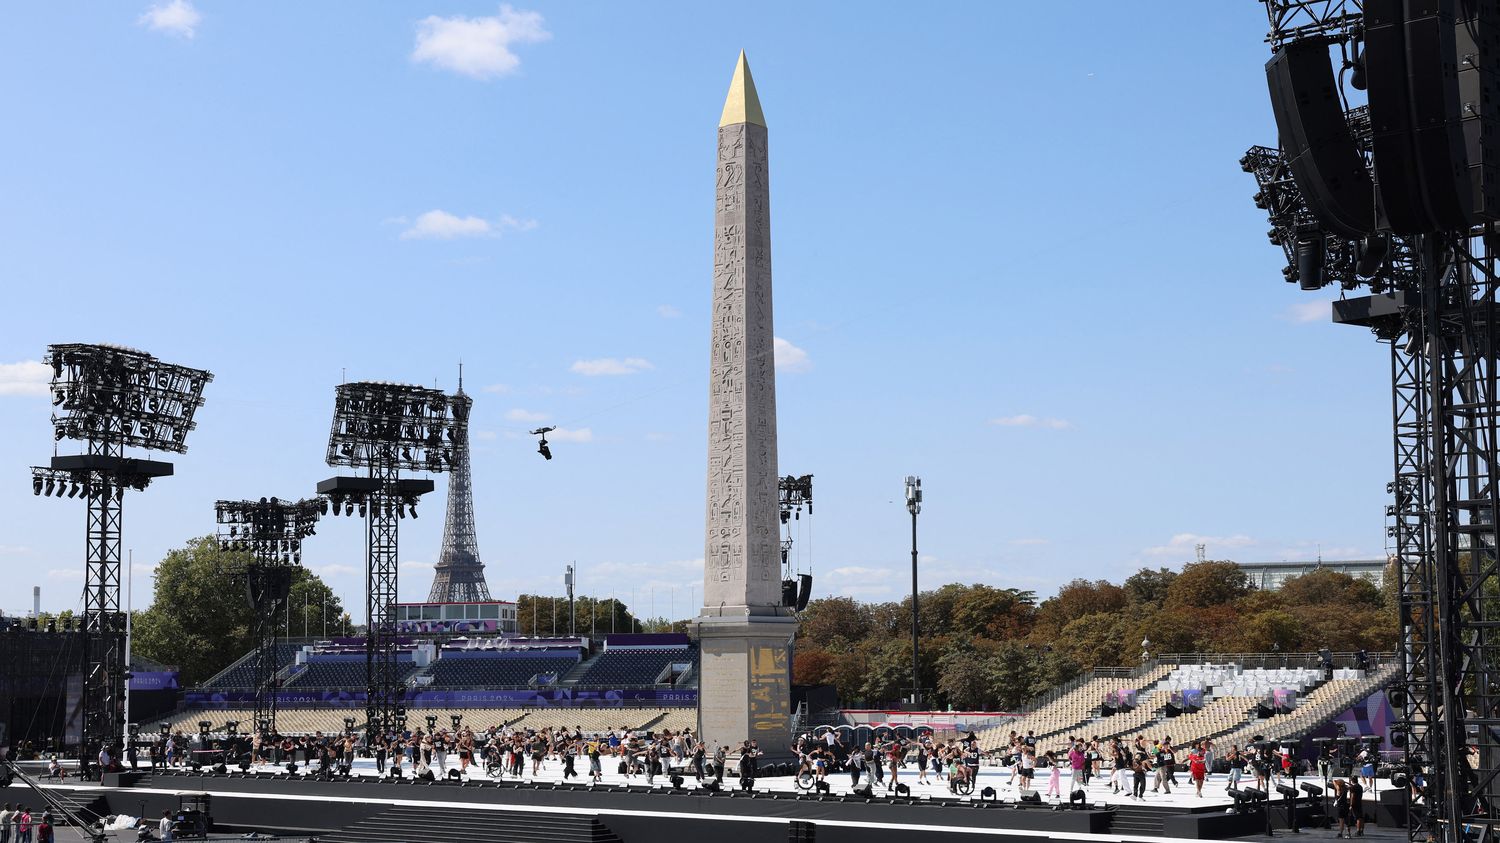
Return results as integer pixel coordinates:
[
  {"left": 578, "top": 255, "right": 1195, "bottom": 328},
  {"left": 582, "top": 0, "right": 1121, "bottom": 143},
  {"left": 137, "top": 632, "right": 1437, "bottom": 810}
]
[{"left": 1188, "top": 742, "right": 1208, "bottom": 797}]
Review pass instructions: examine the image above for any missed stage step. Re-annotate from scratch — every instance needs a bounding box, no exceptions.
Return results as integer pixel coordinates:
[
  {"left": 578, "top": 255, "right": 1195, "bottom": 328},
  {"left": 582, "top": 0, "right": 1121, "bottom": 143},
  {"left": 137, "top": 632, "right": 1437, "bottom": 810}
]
[
  {"left": 1106, "top": 803, "right": 1179, "bottom": 835},
  {"left": 39, "top": 789, "right": 108, "bottom": 826},
  {"left": 321, "top": 805, "right": 622, "bottom": 843}
]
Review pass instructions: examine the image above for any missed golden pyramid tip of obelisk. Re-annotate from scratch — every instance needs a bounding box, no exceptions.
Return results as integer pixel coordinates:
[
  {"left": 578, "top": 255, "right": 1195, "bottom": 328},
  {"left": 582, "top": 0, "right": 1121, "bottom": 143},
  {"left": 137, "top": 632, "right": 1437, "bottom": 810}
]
[{"left": 719, "top": 50, "right": 766, "bottom": 128}]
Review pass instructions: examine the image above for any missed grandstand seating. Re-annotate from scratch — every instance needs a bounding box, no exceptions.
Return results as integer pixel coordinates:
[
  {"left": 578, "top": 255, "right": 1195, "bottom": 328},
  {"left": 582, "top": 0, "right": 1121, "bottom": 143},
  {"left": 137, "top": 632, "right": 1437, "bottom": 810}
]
[
  {"left": 975, "top": 663, "right": 1175, "bottom": 752},
  {"left": 421, "top": 655, "right": 579, "bottom": 688},
  {"left": 201, "top": 643, "right": 300, "bottom": 689},
  {"left": 1217, "top": 661, "right": 1401, "bottom": 750},
  {"left": 573, "top": 647, "right": 693, "bottom": 686},
  {"left": 282, "top": 661, "right": 421, "bottom": 689},
  {"left": 1109, "top": 695, "right": 1259, "bottom": 746}
]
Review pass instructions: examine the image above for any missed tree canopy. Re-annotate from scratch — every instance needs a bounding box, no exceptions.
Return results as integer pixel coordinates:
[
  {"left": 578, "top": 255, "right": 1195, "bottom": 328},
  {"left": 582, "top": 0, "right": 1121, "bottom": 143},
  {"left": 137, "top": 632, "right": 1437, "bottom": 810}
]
[
  {"left": 131, "top": 535, "right": 347, "bottom": 685},
  {"left": 792, "top": 563, "right": 1396, "bottom": 710}
]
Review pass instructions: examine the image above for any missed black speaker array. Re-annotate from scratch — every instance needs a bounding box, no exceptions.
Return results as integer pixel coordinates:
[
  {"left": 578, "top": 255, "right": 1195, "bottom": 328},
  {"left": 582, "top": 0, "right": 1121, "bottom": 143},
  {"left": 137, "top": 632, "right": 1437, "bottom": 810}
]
[
  {"left": 1267, "top": 38, "right": 1376, "bottom": 236},
  {"left": 1267, "top": 0, "right": 1500, "bottom": 236}
]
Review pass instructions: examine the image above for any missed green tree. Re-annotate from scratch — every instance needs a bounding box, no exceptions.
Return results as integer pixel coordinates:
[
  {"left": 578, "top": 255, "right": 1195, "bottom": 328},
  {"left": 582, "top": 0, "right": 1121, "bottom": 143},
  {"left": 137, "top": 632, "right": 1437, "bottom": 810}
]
[
  {"left": 1165, "top": 561, "right": 1252, "bottom": 609},
  {"left": 515, "top": 594, "right": 638, "bottom": 636},
  {"left": 937, "top": 638, "right": 994, "bottom": 710},
  {"left": 799, "top": 596, "right": 872, "bottom": 646},
  {"left": 131, "top": 536, "right": 346, "bottom": 684},
  {"left": 1124, "top": 567, "right": 1177, "bottom": 608}
]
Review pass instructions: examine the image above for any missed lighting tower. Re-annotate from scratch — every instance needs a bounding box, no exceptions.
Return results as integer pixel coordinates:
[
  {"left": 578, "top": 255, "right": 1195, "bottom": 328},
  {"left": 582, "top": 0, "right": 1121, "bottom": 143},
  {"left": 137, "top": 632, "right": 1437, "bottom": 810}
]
[
  {"left": 214, "top": 496, "right": 321, "bottom": 738},
  {"left": 317, "top": 381, "right": 455, "bottom": 743},
  {"left": 777, "top": 474, "right": 813, "bottom": 612},
  {"left": 905, "top": 475, "right": 922, "bottom": 708},
  {"left": 29, "top": 343, "right": 212, "bottom": 757},
  {"left": 1244, "top": 2, "right": 1500, "bottom": 837}
]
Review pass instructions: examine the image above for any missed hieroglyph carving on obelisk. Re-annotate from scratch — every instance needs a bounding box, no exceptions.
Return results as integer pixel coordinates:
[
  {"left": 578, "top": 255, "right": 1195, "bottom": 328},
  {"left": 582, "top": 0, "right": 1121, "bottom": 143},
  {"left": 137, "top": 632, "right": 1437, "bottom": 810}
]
[{"left": 704, "top": 51, "right": 781, "bottom": 616}]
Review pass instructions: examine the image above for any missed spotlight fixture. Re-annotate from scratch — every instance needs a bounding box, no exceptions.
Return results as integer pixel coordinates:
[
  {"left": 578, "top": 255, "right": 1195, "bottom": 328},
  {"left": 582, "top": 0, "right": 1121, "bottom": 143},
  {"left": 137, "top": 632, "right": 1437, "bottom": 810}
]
[{"left": 530, "top": 426, "right": 556, "bottom": 460}]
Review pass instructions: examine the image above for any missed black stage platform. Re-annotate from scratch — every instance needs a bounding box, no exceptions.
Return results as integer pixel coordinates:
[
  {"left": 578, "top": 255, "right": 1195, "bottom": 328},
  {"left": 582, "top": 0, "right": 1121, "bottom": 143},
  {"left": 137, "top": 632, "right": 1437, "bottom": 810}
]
[{"left": 2, "top": 770, "right": 1336, "bottom": 842}]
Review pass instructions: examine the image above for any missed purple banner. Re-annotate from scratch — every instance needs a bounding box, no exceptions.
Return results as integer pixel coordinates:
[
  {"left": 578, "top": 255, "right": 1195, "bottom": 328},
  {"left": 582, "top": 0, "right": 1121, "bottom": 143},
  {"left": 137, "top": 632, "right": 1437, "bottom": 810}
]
[
  {"left": 1309, "top": 689, "right": 1393, "bottom": 752},
  {"left": 183, "top": 688, "right": 696, "bottom": 709},
  {"left": 130, "top": 671, "right": 179, "bottom": 691},
  {"left": 398, "top": 619, "right": 499, "bottom": 634}
]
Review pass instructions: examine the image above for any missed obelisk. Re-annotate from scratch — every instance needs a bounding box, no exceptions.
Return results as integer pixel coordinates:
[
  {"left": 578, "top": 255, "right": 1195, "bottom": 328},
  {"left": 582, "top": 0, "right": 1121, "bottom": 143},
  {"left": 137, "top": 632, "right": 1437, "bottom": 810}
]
[{"left": 694, "top": 51, "right": 796, "bottom": 755}]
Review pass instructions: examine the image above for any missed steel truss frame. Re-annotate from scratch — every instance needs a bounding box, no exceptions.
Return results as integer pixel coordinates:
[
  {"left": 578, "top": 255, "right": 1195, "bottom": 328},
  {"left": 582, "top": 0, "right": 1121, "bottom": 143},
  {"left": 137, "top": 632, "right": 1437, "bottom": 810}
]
[
  {"left": 366, "top": 461, "right": 403, "bottom": 743},
  {"left": 216, "top": 497, "right": 319, "bottom": 738},
  {"left": 82, "top": 436, "right": 125, "bottom": 759}
]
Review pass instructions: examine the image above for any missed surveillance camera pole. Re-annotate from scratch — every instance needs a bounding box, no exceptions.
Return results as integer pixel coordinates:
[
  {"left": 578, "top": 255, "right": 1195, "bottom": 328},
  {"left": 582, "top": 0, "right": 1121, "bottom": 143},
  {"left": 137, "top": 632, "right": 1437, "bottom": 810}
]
[{"left": 905, "top": 476, "right": 922, "bottom": 709}]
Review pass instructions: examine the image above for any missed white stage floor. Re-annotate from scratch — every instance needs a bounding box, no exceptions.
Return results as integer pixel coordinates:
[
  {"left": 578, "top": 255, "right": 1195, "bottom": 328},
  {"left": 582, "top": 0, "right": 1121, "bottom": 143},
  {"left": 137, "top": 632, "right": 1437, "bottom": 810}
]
[{"left": 200, "top": 757, "right": 1383, "bottom": 810}]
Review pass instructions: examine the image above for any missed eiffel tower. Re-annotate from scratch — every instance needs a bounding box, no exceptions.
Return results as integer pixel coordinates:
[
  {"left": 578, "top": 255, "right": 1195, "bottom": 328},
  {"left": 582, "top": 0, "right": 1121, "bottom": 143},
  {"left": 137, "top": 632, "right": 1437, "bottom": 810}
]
[{"left": 427, "top": 369, "right": 493, "bottom": 602}]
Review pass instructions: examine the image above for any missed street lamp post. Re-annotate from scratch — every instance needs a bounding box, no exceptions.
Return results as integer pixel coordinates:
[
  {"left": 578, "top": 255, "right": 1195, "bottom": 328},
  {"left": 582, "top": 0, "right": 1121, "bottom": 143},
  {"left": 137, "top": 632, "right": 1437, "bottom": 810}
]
[{"left": 905, "top": 475, "right": 923, "bottom": 708}]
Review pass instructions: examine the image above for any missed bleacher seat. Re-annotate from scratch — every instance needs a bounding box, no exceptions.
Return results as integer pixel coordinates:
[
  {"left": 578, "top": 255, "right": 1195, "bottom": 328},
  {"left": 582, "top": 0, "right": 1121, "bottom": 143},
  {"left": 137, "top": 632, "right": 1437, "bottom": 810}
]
[
  {"left": 423, "top": 655, "right": 580, "bottom": 688},
  {"left": 202, "top": 643, "right": 300, "bottom": 689},
  {"left": 282, "top": 661, "right": 421, "bottom": 689},
  {"left": 574, "top": 647, "right": 694, "bottom": 686}
]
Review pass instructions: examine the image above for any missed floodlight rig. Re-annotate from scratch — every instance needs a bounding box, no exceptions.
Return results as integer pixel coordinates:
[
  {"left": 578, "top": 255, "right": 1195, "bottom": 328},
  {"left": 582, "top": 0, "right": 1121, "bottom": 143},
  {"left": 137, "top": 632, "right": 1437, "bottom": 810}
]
[
  {"left": 1245, "top": 3, "right": 1500, "bottom": 838},
  {"left": 777, "top": 474, "right": 814, "bottom": 614},
  {"left": 317, "top": 381, "right": 455, "bottom": 744},
  {"left": 29, "top": 343, "right": 211, "bottom": 757},
  {"left": 215, "top": 496, "right": 322, "bottom": 738}
]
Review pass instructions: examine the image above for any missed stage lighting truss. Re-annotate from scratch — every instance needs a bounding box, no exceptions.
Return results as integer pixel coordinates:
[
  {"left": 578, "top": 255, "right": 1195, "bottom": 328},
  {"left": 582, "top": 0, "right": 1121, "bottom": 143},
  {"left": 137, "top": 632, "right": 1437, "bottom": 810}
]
[
  {"left": 777, "top": 474, "right": 813, "bottom": 524},
  {"left": 1241, "top": 137, "right": 1420, "bottom": 299},
  {"left": 325, "top": 381, "right": 457, "bottom": 473},
  {"left": 46, "top": 343, "right": 211, "bottom": 453},
  {"left": 1260, "top": 0, "right": 1362, "bottom": 50},
  {"left": 215, "top": 497, "right": 322, "bottom": 564}
]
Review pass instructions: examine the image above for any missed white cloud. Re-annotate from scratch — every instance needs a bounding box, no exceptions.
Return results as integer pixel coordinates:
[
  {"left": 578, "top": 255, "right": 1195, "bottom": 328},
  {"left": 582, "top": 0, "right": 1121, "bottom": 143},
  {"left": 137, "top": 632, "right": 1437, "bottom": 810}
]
[
  {"left": 988, "top": 414, "right": 1072, "bottom": 430},
  {"left": 0, "top": 545, "right": 32, "bottom": 556},
  {"left": 47, "top": 569, "right": 83, "bottom": 581},
  {"left": 773, "top": 337, "right": 811, "bottom": 373},
  {"left": 481, "top": 383, "right": 510, "bottom": 394},
  {"left": 412, "top": 5, "right": 550, "bottom": 80},
  {"left": 400, "top": 560, "right": 434, "bottom": 571},
  {"left": 139, "top": 0, "right": 200, "bottom": 38},
  {"left": 1142, "top": 532, "right": 1256, "bottom": 558},
  {"left": 571, "top": 357, "right": 653, "bottom": 376},
  {"left": 0, "top": 361, "right": 51, "bottom": 396},
  {"left": 473, "top": 430, "right": 499, "bottom": 441},
  {"left": 549, "top": 426, "right": 592, "bottom": 443},
  {"left": 399, "top": 210, "right": 535, "bottom": 240},
  {"left": 498, "top": 214, "right": 538, "bottom": 232},
  {"left": 657, "top": 305, "right": 682, "bottom": 319},
  {"left": 505, "top": 408, "right": 549, "bottom": 423},
  {"left": 644, "top": 432, "right": 670, "bottom": 442},
  {"left": 827, "top": 566, "right": 892, "bottom": 581},
  {"left": 1284, "top": 299, "right": 1332, "bottom": 324},
  {"left": 311, "top": 564, "right": 358, "bottom": 577}
]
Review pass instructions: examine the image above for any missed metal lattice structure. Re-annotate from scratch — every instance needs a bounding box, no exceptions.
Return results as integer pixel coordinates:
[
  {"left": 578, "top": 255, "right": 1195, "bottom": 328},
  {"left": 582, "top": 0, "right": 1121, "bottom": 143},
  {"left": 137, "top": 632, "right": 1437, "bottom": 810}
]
[
  {"left": 428, "top": 376, "right": 492, "bottom": 603},
  {"left": 318, "top": 381, "right": 454, "bottom": 745},
  {"left": 29, "top": 343, "right": 210, "bottom": 761},
  {"left": 215, "top": 497, "right": 321, "bottom": 738},
  {"left": 1247, "top": 3, "right": 1500, "bottom": 836}
]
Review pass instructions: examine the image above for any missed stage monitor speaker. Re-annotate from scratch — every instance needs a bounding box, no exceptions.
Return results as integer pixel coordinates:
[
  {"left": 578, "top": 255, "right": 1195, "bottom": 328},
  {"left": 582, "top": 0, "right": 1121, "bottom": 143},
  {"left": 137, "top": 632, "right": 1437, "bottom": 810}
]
[
  {"left": 1267, "top": 37, "right": 1376, "bottom": 236},
  {"left": 796, "top": 574, "right": 813, "bottom": 612},
  {"left": 1019, "top": 789, "right": 1042, "bottom": 803}
]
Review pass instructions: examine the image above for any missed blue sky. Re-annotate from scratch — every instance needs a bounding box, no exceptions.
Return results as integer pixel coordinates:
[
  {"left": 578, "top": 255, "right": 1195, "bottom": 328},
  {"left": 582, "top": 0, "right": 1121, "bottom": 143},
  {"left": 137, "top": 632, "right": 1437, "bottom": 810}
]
[{"left": 0, "top": 2, "right": 1392, "bottom": 621}]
